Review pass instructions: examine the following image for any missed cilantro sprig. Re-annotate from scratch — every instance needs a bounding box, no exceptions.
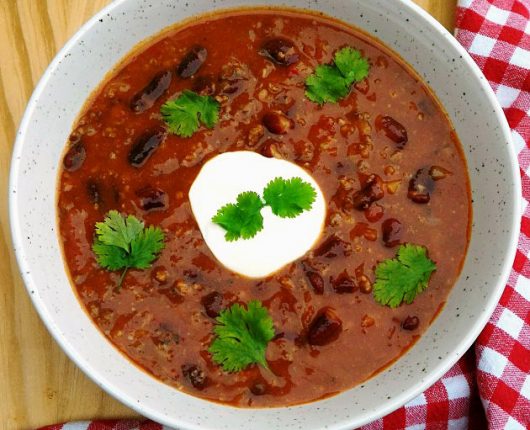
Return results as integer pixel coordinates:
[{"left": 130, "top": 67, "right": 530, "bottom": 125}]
[
  {"left": 305, "top": 47, "right": 370, "bottom": 104},
  {"left": 209, "top": 300, "right": 275, "bottom": 372},
  {"left": 373, "top": 244, "right": 436, "bottom": 308},
  {"left": 161, "top": 90, "right": 219, "bottom": 137},
  {"left": 212, "top": 177, "right": 317, "bottom": 241},
  {"left": 92, "top": 211, "right": 165, "bottom": 288},
  {"left": 212, "top": 192, "right": 265, "bottom": 242},
  {"left": 263, "top": 177, "right": 317, "bottom": 218}
]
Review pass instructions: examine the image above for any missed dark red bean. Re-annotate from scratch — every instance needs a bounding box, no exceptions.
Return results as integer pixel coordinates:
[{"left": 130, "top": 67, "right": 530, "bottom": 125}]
[
  {"left": 86, "top": 179, "right": 101, "bottom": 204},
  {"left": 177, "top": 45, "right": 207, "bottom": 78},
  {"left": 259, "top": 140, "right": 282, "bottom": 158},
  {"left": 135, "top": 186, "right": 168, "bottom": 212},
  {"left": 375, "top": 115, "right": 408, "bottom": 149},
  {"left": 63, "top": 141, "right": 86, "bottom": 172},
  {"left": 408, "top": 168, "right": 434, "bottom": 204},
  {"left": 260, "top": 38, "right": 299, "bottom": 66},
  {"left": 352, "top": 174, "right": 384, "bottom": 210},
  {"left": 262, "top": 111, "right": 294, "bottom": 135},
  {"left": 128, "top": 127, "right": 166, "bottom": 167},
  {"left": 182, "top": 364, "right": 208, "bottom": 390},
  {"left": 364, "top": 202, "right": 384, "bottom": 222},
  {"left": 201, "top": 291, "right": 224, "bottom": 318},
  {"left": 130, "top": 70, "right": 172, "bottom": 113},
  {"left": 192, "top": 75, "right": 216, "bottom": 96},
  {"left": 382, "top": 218, "right": 402, "bottom": 247},
  {"left": 402, "top": 316, "right": 420, "bottom": 331},
  {"left": 307, "top": 308, "right": 342, "bottom": 346},
  {"left": 331, "top": 270, "right": 357, "bottom": 294},
  {"left": 313, "top": 234, "right": 352, "bottom": 258},
  {"left": 305, "top": 271, "right": 325, "bottom": 295}
]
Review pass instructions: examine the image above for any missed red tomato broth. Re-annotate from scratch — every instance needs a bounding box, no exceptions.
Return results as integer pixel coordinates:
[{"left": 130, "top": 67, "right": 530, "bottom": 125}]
[{"left": 57, "top": 8, "right": 471, "bottom": 407}]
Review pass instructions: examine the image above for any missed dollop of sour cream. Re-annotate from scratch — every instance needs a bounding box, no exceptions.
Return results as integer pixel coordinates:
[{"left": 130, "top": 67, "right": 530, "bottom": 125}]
[{"left": 189, "top": 151, "right": 326, "bottom": 278}]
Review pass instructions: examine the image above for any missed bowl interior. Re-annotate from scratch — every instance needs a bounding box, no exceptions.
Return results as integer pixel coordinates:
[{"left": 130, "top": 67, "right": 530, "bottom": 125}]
[{"left": 9, "top": 0, "right": 520, "bottom": 429}]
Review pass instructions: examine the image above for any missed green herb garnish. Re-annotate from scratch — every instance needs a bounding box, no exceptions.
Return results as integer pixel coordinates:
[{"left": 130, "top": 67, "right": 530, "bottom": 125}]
[
  {"left": 305, "top": 47, "right": 370, "bottom": 104},
  {"left": 212, "top": 191, "right": 265, "bottom": 242},
  {"left": 92, "top": 210, "right": 165, "bottom": 287},
  {"left": 263, "top": 177, "right": 317, "bottom": 218},
  {"left": 212, "top": 177, "right": 317, "bottom": 241},
  {"left": 373, "top": 244, "right": 436, "bottom": 308},
  {"left": 161, "top": 90, "right": 220, "bottom": 137},
  {"left": 209, "top": 300, "right": 275, "bottom": 372}
]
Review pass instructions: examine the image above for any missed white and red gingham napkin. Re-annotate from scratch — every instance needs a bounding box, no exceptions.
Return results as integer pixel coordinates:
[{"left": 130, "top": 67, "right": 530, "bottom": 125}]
[{"left": 38, "top": 1, "right": 530, "bottom": 429}]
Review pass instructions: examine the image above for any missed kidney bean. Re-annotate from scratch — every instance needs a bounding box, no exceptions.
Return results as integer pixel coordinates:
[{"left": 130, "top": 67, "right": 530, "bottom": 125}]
[
  {"left": 375, "top": 115, "right": 408, "bottom": 149},
  {"left": 192, "top": 75, "right": 216, "bottom": 96},
  {"left": 307, "top": 308, "right": 342, "bottom": 346},
  {"left": 331, "top": 270, "right": 357, "bottom": 294},
  {"left": 262, "top": 111, "right": 294, "bottom": 135},
  {"left": 63, "top": 141, "right": 86, "bottom": 171},
  {"left": 201, "top": 291, "right": 224, "bottom": 318},
  {"left": 128, "top": 127, "right": 166, "bottom": 167},
  {"left": 260, "top": 38, "right": 299, "bottom": 66},
  {"left": 260, "top": 140, "right": 282, "bottom": 158},
  {"left": 381, "top": 218, "right": 402, "bottom": 247},
  {"left": 177, "top": 45, "right": 207, "bottom": 78},
  {"left": 135, "top": 186, "right": 168, "bottom": 211},
  {"left": 86, "top": 179, "right": 101, "bottom": 204},
  {"left": 130, "top": 70, "right": 172, "bottom": 113},
  {"left": 182, "top": 364, "right": 208, "bottom": 390},
  {"left": 314, "top": 234, "right": 352, "bottom": 258},
  {"left": 429, "top": 165, "right": 451, "bottom": 181},
  {"left": 402, "top": 316, "right": 420, "bottom": 331},
  {"left": 352, "top": 174, "right": 384, "bottom": 210},
  {"left": 408, "top": 168, "right": 434, "bottom": 204},
  {"left": 365, "top": 203, "right": 384, "bottom": 222},
  {"left": 304, "top": 270, "right": 324, "bottom": 295}
]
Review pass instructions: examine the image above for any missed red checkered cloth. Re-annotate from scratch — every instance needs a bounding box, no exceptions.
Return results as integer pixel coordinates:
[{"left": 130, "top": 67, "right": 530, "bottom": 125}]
[{"left": 38, "top": 1, "right": 530, "bottom": 429}]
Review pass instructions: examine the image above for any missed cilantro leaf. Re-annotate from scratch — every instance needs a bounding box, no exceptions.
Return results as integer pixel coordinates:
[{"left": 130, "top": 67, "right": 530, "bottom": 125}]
[
  {"left": 263, "top": 177, "right": 317, "bottom": 218},
  {"left": 212, "top": 192, "right": 264, "bottom": 241},
  {"left": 334, "top": 47, "right": 370, "bottom": 84},
  {"left": 160, "top": 90, "right": 220, "bottom": 137},
  {"left": 373, "top": 244, "right": 436, "bottom": 308},
  {"left": 305, "top": 46, "right": 370, "bottom": 104},
  {"left": 209, "top": 300, "right": 275, "bottom": 372},
  {"left": 305, "top": 65, "right": 350, "bottom": 104},
  {"left": 92, "top": 210, "right": 165, "bottom": 287}
]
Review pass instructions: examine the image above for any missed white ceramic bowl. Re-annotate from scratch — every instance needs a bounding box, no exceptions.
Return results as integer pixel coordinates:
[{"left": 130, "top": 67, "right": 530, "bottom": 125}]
[{"left": 9, "top": 0, "right": 521, "bottom": 429}]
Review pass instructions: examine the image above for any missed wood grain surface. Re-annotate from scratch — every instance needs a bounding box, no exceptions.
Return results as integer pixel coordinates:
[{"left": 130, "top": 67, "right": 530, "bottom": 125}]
[{"left": 0, "top": 1, "right": 456, "bottom": 428}]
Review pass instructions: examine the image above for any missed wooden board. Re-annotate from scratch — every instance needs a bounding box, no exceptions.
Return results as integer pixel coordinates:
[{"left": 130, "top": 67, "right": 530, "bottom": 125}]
[{"left": 0, "top": 1, "right": 457, "bottom": 428}]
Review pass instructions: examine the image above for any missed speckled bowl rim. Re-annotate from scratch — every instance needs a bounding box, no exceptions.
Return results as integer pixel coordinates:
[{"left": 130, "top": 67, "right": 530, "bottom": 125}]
[{"left": 9, "top": 0, "right": 521, "bottom": 428}]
